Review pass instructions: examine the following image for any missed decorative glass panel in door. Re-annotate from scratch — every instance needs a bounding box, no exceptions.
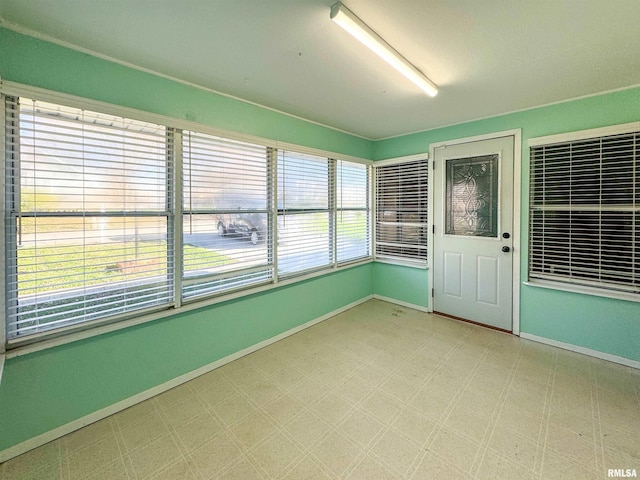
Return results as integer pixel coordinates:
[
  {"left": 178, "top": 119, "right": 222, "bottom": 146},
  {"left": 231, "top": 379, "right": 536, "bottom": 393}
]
[{"left": 445, "top": 154, "right": 499, "bottom": 237}]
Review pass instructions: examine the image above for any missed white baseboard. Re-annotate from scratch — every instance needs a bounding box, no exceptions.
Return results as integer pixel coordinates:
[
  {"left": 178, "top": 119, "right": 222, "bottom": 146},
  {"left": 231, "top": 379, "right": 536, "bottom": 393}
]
[
  {"left": 372, "top": 294, "right": 430, "bottom": 313},
  {"left": 373, "top": 296, "right": 639, "bottom": 371},
  {"left": 520, "top": 333, "right": 640, "bottom": 370},
  {"left": 0, "top": 295, "right": 373, "bottom": 463}
]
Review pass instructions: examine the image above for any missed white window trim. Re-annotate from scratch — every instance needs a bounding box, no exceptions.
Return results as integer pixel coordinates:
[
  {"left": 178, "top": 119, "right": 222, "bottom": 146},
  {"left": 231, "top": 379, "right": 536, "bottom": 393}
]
[
  {"left": 1, "top": 81, "right": 373, "bottom": 353},
  {"left": 0, "top": 80, "right": 281, "bottom": 150},
  {"left": 276, "top": 140, "right": 373, "bottom": 167},
  {"left": 524, "top": 279, "right": 640, "bottom": 304},
  {"left": 527, "top": 123, "right": 640, "bottom": 301},
  {"left": 373, "top": 153, "right": 430, "bottom": 268},
  {"left": 528, "top": 121, "right": 640, "bottom": 147},
  {"left": 374, "top": 257, "right": 429, "bottom": 269},
  {"left": 0, "top": 94, "right": 6, "bottom": 355},
  {"left": 373, "top": 152, "right": 429, "bottom": 167},
  {"left": 5, "top": 258, "right": 372, "bottom": 358}
]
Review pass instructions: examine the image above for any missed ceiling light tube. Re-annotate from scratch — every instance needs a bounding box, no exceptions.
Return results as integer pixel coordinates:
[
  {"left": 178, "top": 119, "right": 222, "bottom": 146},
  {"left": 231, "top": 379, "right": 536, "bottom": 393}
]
[{"left": 330, "top": 2, "right": 438, "bottom": 97}]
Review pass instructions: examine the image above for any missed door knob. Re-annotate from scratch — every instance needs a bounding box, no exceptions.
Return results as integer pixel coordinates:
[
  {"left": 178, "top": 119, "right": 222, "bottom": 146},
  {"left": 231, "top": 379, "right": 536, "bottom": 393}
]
[{"left": 502, "top": 246, "right": 511, "bottom": 253}]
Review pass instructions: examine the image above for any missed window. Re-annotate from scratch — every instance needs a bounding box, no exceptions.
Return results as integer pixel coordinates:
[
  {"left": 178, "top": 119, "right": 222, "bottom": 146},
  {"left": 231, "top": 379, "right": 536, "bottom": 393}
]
[
  {"left": 445, "top": 155, "right": 498, "bottom": 237},
  {"left": 375, "top": 159, "right": 429, "bottom": 263},
  {"left": 181, "top": 131, "right": 273, "bottom": 299},
  {"left": 336, "top": 160, "right": 370, "bottom": 263},
  {"left": 529, "top": 127, "right": 639, "bottom": 294},
  {"left": 5, "top": 97, "right": 173, "bottom": 338},
  {"left": 2, "top": 91, "right": 372, "bottom": 344},
  {"left": 277, "top": 151, "right": 331, "bottom": 276}
]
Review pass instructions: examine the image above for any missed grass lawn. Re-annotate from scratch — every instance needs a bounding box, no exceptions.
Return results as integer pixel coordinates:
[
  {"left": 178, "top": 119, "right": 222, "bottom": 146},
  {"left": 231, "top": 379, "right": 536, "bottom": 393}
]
[{"left": 17, "top": 241, "right": 232, "bottom": 295}]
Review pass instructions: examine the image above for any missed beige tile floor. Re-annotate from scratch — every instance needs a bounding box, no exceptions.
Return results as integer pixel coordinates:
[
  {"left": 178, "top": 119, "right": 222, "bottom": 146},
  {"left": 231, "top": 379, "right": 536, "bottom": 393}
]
[{"left": 2, "top": 299, "right": 639, "bottom": 479}]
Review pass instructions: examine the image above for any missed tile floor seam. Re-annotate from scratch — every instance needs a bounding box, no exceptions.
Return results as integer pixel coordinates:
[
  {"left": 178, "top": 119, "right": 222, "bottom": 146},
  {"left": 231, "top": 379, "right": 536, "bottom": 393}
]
[
  {"left": 148, "top": 456, "right": 196, "bottom": 480},
  {"left": 245, "top": 386, "right": 292, "bottom": 412},
  {"left": 141, "top": 397, "right": 197, "bottom": 480},
  {"left": 242, "top": 451, "right": 272, "bottom": 480},
  {"left": 531, "top": 348, "right": 559, "bottom": 480},
  {"left": 361, "top": 426, "right": 406, "bottom": 476},
  {"left": 255, "top": 400, "right": 310, "bottom": 431},
  {"left": 59, "top": 428, "right": 70, "bottom": 480},
  {"left": 390, "top": 325, "right": 476, "bottom": 415},
  {"left": 343, "top": 452, "right": 403, "bottom": 480},
  {"left": 224, "top": 373, "right": 273, "bottom": 398},
  {"left": 589, "top": 360, "right": 604, "bottom": 476},
  {"left": 133, "top": 432, "right": 187, "bottom": 480},
  {"left": 404, "top": 355, "right": 485, "bottom": 475},
  {"left": 343, "top": 406, "right": 391, "bottom": 453},
  {"left": 308, "top": 453, "right": 341, "bottom": 480},
  {"left": 306, "top": 431, "right": 366, "bottom": 479},
  {"left": 119, "top": 414, "right": 168, "bottom": 456},
  {"left": 413, "top": 449, "right": 472, "bottom": 480},
  {"left": 430, "top": 327, "right": 505, "bottom": 479},
  {"left": 242, "top": 450, "right": 288, "bottom": 480},
  {"left": 209, "top": 460, "right": 234, "bottom": 480},
  {"left": 554, "top": 358, "right": 603, "bottom": 478},
  {"left": 52, "top": 441, "right": 65, "bottom": 480},
  {"left": 226, "top": 423, "right": 275, "bottom": 468},
  {"left": 178, "top": 418, "right": 222, "bottom": 457},
  {"left": 121, "top": 456, "right": 136, "bottom": 480},
  {"left": 406, "top": 411, "right": 469, "bottom": 476},
  {"left": 355, "top": 355, "right": 400, "bottom": 387},
  {"left": 468, "top": 337, "right": 528, "bottom": 479},
  {"left": 592, "top": 361, "right": 615, "bottom": 478},
  {"left": 104, "top": 413, "right": 135, "bottom": 480},
  {"left": 201, "top": 391, "right": 253, "bottom": 431},
  {"left": 276, "top": 453, "right": 330, "bottom": 480},
  {"left": 280, "top": 417, "right": 337, "bottom": 456}
]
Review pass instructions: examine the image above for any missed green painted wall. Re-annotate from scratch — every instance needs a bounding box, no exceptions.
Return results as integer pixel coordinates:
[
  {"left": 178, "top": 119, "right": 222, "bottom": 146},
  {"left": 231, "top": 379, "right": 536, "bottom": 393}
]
[
  {"left": 0, "top": 27, "right": 372, "bottom": 159},
  {"left": 373, "top": 263, "right": 429, "bottom": 309},
  {"left": 522, "top": 287, "right": 639, "bottom": 362},
  {"left": 374, "top": 86, "right": 640, "bottom": 363},
  {"left": 0, "top": 263, "right": 373, "bottom": 451}
]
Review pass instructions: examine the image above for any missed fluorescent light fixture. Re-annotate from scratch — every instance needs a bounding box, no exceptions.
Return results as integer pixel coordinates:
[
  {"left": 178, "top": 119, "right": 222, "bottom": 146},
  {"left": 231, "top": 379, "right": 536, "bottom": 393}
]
[{"left": 330, "top": 1, "right": 438, "bottom": 97}]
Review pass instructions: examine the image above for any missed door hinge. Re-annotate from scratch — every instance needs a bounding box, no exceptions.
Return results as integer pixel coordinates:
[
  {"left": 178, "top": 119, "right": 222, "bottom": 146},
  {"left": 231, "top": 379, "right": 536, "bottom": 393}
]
[
  {"left": 432, "top": 160, "right": 436, "bottom": 170},
  {"left": 431, "top": 288, "right": 434, "bottom": 297},
  {"left": 432, "top": 224, "right": 435, "bottom": 234}
]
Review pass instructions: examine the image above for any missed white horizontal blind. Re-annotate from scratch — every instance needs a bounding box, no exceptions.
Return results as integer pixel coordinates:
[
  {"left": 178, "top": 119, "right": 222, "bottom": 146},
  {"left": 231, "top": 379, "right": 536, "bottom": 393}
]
[
  {"left": 337, "top": 160, "right": 370, "bottom": 263},
  {"left": 277, "top": 151, "right": 331, "bottom": 276},
  {"left": 5, "top": 97, "right": 173, "bottom": 339},
  {"left": 181, "top": 131, "right": 273, "bottom": 299},
  {"left": 529, "top": 132, "right": 639, "bottom": 292},
  {"left": 375, "top": 160, "right": 428, "bottom": 263}
]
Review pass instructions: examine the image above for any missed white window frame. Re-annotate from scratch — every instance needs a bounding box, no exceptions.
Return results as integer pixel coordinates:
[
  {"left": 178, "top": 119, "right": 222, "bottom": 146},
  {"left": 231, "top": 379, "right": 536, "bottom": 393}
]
[
  {"left": 4, "top": 96, "right": 176, "bottom": 341},
  {"left": 373, "top": 154, "right": 430, "bottom": 268},
  {"left": 527, "top": 121, "right": 640, "bottom": 302},
  {"left": 0, "top": 81, "right": 373, "bottom": 353},
  {"left": 336, "top": 159, "right": 371, "bottom": 265},
  {"left": 276, "top": 150, "right": 334, "bottom": 278},
  {"left": 180, "top": 130, "right": 275, "bottom": 301}
]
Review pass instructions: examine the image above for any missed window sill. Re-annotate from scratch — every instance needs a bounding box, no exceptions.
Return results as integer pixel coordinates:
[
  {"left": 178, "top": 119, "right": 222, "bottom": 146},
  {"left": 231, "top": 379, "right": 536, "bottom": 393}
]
[
  {"left": 523, "top": 279, "right": 640, "bottom": 303},
  {"left": 5, "top": 258, "right": 374, "bottom": 358},
  {"left": 374, "top": 258, "right": 428, "bottom": 270}
]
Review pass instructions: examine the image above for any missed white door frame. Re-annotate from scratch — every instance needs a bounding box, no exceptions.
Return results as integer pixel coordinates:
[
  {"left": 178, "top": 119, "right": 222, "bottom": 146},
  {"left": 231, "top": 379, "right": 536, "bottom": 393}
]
[{"left": 428, "top": 129, "right": 522, "bottom": 335}]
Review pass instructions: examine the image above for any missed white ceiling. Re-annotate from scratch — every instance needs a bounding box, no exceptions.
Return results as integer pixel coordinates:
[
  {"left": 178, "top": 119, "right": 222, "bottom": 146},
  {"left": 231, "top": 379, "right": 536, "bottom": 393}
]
[{"left": 1, "top": 0, "right": 639, "bottom": 140}]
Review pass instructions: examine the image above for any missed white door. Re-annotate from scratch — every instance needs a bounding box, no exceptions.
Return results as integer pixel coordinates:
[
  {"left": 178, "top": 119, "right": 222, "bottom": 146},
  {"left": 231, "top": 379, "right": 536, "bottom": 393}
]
[{"left": 433, "top": 136, "right": 514, "bottom": 331}]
